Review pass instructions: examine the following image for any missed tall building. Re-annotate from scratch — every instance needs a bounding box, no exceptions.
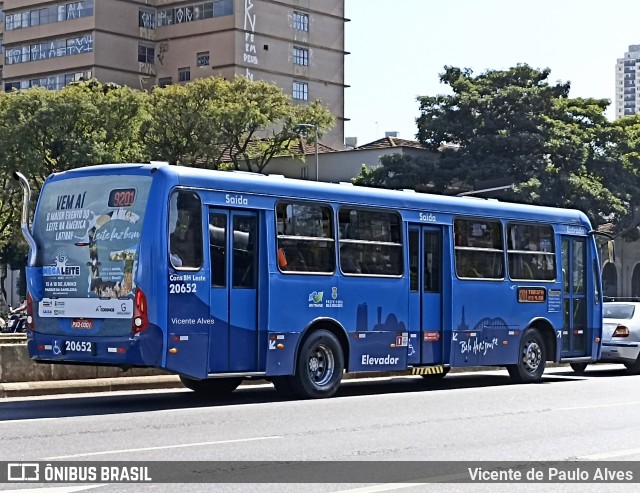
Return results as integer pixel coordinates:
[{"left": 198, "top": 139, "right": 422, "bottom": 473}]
[
  {"left": 615, "top": 44, "right": 640, "bottom": 119},
  {"left": 0, "top": 0, "right": 347, "bottom": 149}
]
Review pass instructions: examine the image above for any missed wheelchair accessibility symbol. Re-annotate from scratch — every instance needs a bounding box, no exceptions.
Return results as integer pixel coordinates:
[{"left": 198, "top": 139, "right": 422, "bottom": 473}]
[{"left": 52, "top": 340, "right": 61, "bottom": 355}]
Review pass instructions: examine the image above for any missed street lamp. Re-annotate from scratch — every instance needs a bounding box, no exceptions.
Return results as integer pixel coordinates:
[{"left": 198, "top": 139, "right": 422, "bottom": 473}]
[{"left": 297, "top": 123, "right": 319, "bottom": 181}]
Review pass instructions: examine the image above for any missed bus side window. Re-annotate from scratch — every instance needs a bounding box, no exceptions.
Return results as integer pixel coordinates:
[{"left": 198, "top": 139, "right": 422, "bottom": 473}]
[
  {"left": 169, "top": 191, "right": 203, "bottom": 269},
  {"left": 276, "top": 201, "right": 335, "bottom": 274},
  {"left": 209, "top": 213, "right": 227, "bottom": 286},
  {"left": 454, "top": 218, "right": 504, "bottom": 280}
]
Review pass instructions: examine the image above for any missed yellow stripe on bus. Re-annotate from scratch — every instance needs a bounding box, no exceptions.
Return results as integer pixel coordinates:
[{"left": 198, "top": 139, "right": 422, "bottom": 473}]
[{"left": 411, "top": 366, "right": 445, "bottom": 375}]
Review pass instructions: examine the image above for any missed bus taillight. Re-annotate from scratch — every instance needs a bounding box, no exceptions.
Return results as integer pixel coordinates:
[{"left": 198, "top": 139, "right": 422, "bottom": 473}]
[
  {"left": 26, "top": 293, "right": 34, "bottom": 331},
  {"left": 132, "top": 288, "right": 149, "bottom": 333}
]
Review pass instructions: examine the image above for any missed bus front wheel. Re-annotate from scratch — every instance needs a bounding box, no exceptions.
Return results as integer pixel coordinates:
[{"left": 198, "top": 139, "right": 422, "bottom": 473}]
[
  {"left": 291, "top": 329, "right": 344, "bottom": 399},
  {"left": 180, "top": 376, "right": 243, "bottom": 396},
  {"left": 507, "top": 328, "right": 546, "bottom": 383}
]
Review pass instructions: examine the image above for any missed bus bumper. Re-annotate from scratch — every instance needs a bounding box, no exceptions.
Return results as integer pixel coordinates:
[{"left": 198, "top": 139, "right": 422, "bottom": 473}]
[{"left": 26, "top": 324, "right": 164, "bottom": 368}]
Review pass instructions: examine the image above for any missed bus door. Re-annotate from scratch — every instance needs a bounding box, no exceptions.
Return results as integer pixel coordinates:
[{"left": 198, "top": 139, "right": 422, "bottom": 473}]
[
  {"left": 208, "top": 209, "right": 259, "bottom": 373},
  {"left": 408, "top": 225, "right": 444, "bottom": 365},
  {"left": 561, "top": 236, "right": 589, "bottom": 356}
]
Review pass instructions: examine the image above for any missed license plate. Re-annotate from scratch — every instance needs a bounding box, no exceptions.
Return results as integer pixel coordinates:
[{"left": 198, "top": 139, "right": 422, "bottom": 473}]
[
  {"left": 62, "top": 340, "right": 95, "bottom": 354},
  {"left": 71, "top": 318, "right": 93, "bottom": 330}
]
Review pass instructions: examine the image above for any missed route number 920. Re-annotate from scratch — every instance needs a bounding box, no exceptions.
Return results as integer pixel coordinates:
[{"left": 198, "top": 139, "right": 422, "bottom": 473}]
[{"left": 169, "top": 283, "right": 197, "bottom": 294}]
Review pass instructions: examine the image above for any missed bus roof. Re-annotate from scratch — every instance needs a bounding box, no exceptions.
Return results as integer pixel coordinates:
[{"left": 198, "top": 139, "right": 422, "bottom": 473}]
[{"left": 45, "top": 163, "right": 591, "bottom": 226}]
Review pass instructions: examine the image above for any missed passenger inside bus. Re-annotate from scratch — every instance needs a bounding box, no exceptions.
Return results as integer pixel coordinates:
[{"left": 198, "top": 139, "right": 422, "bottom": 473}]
[{"left": 277, "top": 245, "right": 288, "bottom": 270}]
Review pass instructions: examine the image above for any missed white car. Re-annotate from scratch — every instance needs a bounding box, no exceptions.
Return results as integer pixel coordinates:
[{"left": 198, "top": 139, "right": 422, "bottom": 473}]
[{"left": 572, "top": 301, "right": 640, "bottom": 374}]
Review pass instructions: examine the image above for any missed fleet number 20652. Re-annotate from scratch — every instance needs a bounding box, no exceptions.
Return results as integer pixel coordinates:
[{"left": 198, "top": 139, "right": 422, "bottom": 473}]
[{"left": 169, "top": 283, "right": 197, "bottom": 294}]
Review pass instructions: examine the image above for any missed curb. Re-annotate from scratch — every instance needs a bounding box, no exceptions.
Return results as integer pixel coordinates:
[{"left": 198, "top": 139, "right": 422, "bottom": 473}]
[
  {"left": 0, "top": 364, "right": 571, "bottom": 399},
  {"left": 0, "top": 375, "right": 183, "bottom": 398}
]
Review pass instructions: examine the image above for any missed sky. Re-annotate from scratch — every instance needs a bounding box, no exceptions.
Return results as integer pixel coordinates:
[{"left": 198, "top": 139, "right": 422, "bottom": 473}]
[{"left": 344, "top": 0, "right": 640, "bottom": 146}]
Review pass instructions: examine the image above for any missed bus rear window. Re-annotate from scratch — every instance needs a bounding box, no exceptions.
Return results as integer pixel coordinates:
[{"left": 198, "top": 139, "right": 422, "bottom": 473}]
[{"left": 33, "top": 174, "right": 151, "bottom": 301}]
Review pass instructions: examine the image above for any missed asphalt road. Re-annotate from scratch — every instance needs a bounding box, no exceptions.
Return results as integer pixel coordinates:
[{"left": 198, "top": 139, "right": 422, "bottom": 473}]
[{"left": 1, "top": 365, "right": 639, "bottom": 492}]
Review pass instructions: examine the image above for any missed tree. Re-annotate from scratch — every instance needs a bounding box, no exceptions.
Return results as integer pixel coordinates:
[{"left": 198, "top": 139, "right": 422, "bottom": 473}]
[
  {"left": 0, "top": 80, "right": 151, "bottom": 299},
  {"left": 0, "top": 81, "right": 150, "bottom": 190},
  {"left": 143, "top": 76, "right": 334, "bottom": 172},
  {"left": 356, "top": 64, "right": 636, "bottom": 227}
]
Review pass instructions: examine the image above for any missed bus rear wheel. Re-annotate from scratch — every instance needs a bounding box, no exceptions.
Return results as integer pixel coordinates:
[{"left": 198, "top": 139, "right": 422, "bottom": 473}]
[
  {"left": 290, "top": 329, "right": 344, "bottom": 399},
  {"left": 180, "top": 376, "right": 243, "bottom": 396},
  {"left": 507, "top": 328, "right": 546, "bottom": 383}
]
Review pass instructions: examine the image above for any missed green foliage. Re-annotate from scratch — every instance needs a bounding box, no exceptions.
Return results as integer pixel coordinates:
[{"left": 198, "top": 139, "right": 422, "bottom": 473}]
[
  {"left": 352, "top": 153, "right": 441, "bottom": 191},
  {"left": 143, "top": 76, "right": 335, "bottom": 172},
  {"left": 356, "top": 64, "right": 640, "bottom": 228},
  {"left": 0, "top": 77, "right": 335, "bottom": 296},
  {"left": 0, "top": 80, "right": 150, "bottom": 275}
]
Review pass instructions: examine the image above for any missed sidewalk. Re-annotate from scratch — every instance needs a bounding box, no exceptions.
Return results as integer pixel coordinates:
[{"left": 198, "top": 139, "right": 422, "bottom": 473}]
[{"left": 0, "top": 375, "right": 184, "bottom": 398}]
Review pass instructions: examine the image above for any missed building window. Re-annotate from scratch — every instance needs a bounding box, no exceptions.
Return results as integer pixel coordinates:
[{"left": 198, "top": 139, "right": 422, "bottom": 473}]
[
  {"left": 157, "top": 1, "right": 232, "bottom": 27},
  {"left": 197, "top": 52, "right": 210, "bottom": 67},
  {"left": 214, "top": 0, "right": 233, "bottom": 16},
  {"left": 5, "top": 70, "right": 92, "bottom": 92},
  {"left": 178, "top": 67, "right": 191, "bottom": 82},
  {"left": 139, "top": 9, "right": 155, "bottom": 29},
  {"left": 293, "top": 11, "right": 309, "bottom": 32},
  {"left": 138, "top": 45, "right": 155, "bottom": 64},
  {"left": 293, "top": 46, "right": 308, "bottom": 66},
  {"left": 5, "top": 1, "right": 94, "bottom": 30},
  {"left": 5, "top": 34, "right": 93, "bottom": 65},
  {"left": 158, "top": 77, "right": 172, "bottom": 88},
  {"left": 293, "top": 81, "right": 308, "bottom": 100}
]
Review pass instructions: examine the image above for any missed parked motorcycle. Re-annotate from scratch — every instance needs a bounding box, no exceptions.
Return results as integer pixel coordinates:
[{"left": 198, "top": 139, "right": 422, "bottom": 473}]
[{"left": 1, "top": 306, "right": 27, "bottom": 333}]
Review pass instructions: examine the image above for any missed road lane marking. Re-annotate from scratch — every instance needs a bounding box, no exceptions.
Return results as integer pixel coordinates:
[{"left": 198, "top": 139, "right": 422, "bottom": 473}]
[
  {"left": 555, "top": 401, "right": 640, "bottom": 411},
  {"left": 331, "top": 483, "right": 424, "bottom": 493},
  {"left": 579, "top": 448, "right": 640, "bottom": 460},
  {"left": 331, "top": 473, "right": 469, "bottom": 493},
  {"left": 43, "top": 435, "right": 282, "bottom": 459}
]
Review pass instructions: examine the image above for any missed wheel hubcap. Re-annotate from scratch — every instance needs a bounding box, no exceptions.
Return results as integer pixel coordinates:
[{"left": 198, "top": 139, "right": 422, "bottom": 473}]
[
  {"left": 308, "top": 343, "right": 334, "bottom": 386},
  {"left": 523, "top": 340, "right": 541, "bottom": 373}
]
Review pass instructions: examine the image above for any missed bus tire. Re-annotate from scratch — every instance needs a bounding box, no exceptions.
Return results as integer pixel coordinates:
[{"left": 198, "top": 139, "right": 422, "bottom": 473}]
[
  {"left": 507, "top": 328, "right": 546, "bottom": 383},
  {"left": 290, "top": 329, "right": 344, "bottom": 399},
  {"left": 271, "top": 376, "right": 296, "bottom": 397},
  {"left": 180, "top": 376, "right": 243, "bottom": 395},
  {"left": 570, "top": 363, "right": 588, "bottom": 375}
]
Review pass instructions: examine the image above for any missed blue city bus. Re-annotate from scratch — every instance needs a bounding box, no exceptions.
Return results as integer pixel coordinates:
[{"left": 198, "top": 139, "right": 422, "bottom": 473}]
[{"left": 16, "top": 163, "right": 606, "bottom": 398}]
